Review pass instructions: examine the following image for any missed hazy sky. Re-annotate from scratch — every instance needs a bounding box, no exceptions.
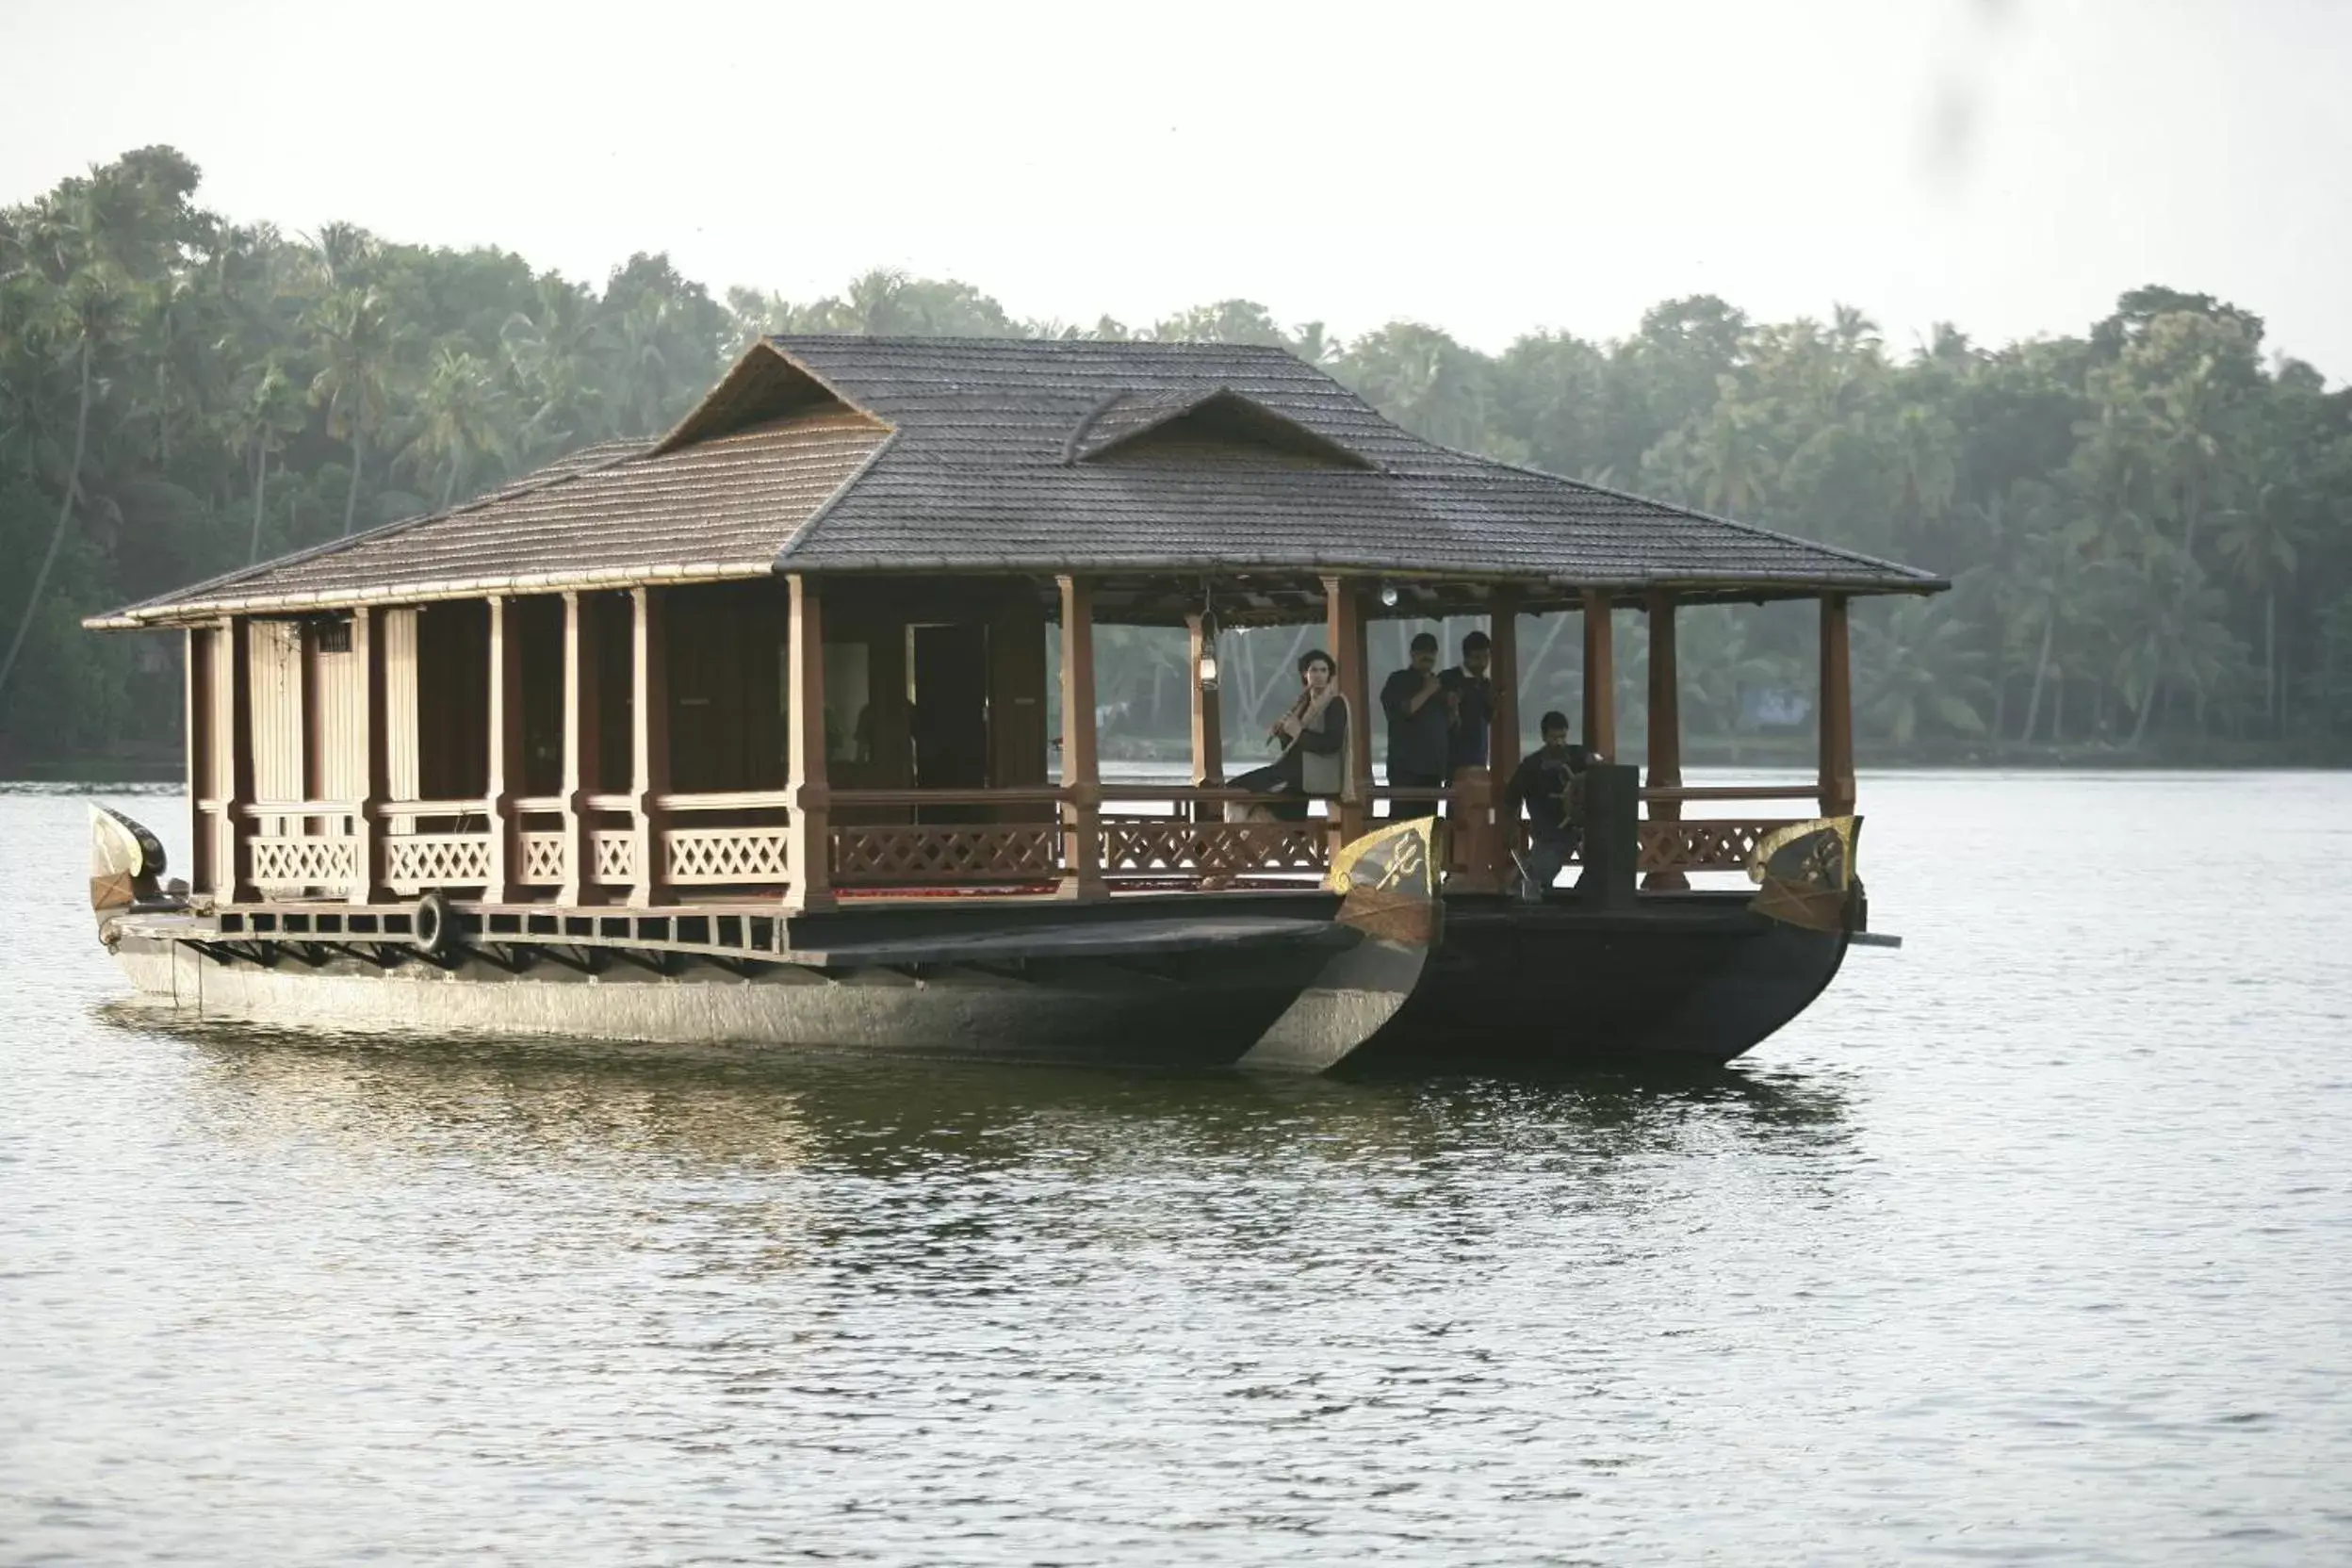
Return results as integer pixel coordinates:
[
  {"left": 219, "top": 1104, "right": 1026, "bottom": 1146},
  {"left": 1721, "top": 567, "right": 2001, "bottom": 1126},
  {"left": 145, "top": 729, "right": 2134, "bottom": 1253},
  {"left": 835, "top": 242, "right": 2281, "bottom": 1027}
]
[{"left": 8, "top": 0, "right": 2350, "bottom": 378}]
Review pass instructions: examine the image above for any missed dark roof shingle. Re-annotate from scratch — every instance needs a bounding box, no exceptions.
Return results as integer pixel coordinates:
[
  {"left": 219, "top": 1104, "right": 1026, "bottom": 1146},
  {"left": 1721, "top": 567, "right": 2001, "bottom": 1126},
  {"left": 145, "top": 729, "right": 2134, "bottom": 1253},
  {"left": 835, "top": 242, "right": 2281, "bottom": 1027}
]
[{"left": 96, "top": 335, "right": 1942, "bottom": 627}]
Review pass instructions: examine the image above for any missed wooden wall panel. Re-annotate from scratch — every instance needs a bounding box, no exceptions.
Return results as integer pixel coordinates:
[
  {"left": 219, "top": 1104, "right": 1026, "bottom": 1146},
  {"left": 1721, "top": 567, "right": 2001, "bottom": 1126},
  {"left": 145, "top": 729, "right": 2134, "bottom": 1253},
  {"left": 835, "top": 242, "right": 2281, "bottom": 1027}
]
[
  {"left": 247, "top": 619, "right": 304, "bottom": 806},
  {"left": 988, "top": 604, "right": 1050, "bottom": 796},
  {"left": 385, "top": 609, "right": 421, "bottom": 804},
  {"left": 307, "top": 619, "right": 366, "bottom": 803}
]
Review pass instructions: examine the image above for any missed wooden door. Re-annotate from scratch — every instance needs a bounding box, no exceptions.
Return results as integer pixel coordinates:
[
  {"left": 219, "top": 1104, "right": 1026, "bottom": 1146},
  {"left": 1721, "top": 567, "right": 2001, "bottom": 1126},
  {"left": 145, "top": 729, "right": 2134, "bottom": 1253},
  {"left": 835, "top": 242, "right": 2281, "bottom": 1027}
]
[{"left": 988, "top": 608, "right": 1050, "bottom": 821}]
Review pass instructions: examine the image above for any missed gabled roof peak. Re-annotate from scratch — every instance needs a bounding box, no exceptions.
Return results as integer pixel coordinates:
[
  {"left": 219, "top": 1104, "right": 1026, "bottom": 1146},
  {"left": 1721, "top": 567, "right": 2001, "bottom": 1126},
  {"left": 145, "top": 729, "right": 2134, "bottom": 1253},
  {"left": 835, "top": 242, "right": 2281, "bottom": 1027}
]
[
  {"left": 654, "top": 341, "right": 887, "bottom": 456},
  {"left": 1064, "top": 385, "right": 1379, "bottom": 470}
]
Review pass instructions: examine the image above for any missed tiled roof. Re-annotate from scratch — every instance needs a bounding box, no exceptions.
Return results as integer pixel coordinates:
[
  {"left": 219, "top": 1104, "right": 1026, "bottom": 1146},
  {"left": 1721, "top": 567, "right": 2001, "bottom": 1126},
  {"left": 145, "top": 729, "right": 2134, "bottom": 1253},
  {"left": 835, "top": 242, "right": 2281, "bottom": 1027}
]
[
  {"left": 96, "top": 335, "right": 1942, "bottom": 627},
  {"left": 92, "top": 414, "right": 887, "bottom": 625},
  {"left": 761, "top": 336, "right": 1936, "bottom": 591}
]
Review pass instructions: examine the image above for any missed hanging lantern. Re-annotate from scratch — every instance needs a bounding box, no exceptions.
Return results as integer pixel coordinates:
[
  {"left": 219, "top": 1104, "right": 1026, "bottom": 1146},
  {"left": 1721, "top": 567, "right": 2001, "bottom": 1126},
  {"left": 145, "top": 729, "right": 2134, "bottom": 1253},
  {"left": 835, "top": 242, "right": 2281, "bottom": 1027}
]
[{"left": 1380, "top": 582, "right": 1401, "bottom": 609}]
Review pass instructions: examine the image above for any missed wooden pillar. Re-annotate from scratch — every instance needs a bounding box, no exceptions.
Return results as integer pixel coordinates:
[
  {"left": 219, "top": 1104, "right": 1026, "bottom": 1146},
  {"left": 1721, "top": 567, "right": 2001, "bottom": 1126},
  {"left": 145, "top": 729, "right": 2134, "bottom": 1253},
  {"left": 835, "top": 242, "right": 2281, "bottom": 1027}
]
[
  {"left": 1321, "top": 576, "right": 1372, "bottom": 844},
  {"left": 1819, "top": 594, "right": 1856, "bottom": 817},
  {"left": 1642, "top": 590, "right": 1687, "bottom": 891},
  {"left": 782, "top": 574, "right": 834, "bottom": 913},
  {"left": 350, "top": 606, "right": 387, "bottom": 904},
  {"left": 1482, "top": 587, "right": 1523, "bottom": 890},
  {"left": 559, "top": 591, "right": 601, "bottom": 905},
  {"left": 1581, "top": 589, "right": 1616, "bottom": 759},
  {"left": 216, "top": 615, "right": 253, "bottom": 903},
  {"left": 1057, "top": 574, "right": 1106, "bottom": 901},
  {"left": 183, "top": 629, "right": 204, "bottom": 890},
  {"left": 1184, "top": 612, "right": 1224, "bottom": 790},
  {"left": 1488, "top": 590, "right": 1522, "bottom": 775},
  {"left": 628, "top": 586, "right": 669, "bottom": 908},
  {"left": 483, "top": 596, "right": 523, "bottom": 903}
]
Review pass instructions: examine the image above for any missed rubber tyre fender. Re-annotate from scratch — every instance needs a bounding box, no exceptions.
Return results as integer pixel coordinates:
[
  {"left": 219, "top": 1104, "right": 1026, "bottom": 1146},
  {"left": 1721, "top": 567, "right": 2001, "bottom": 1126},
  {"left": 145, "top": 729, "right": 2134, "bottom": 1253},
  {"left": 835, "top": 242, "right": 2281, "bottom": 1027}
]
[{"left": 412, "top": 890, "right": 458, "bottom": 960}]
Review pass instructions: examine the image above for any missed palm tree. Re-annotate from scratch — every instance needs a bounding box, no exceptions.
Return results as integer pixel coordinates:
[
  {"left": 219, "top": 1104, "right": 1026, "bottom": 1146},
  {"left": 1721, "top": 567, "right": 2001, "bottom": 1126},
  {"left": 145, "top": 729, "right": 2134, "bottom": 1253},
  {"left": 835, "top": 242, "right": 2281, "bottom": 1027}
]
[
  {"left": 500, "top": 277, "right": 606, "bottom": 459},
  {"left": 1675, "top": 383, "right": 1775, "bottom": 517},
  {"left": 2003, "top": 516, "right": 2098, "bottom": 746},
  {"left": 304, "top": 286, "right": 397, "bottom": 535},
  {"left": 1854, "top": 597, "right": 1990, "bottom": 743},
  {"left": 400, "top": 345, "right": 508, "bottom": 509},
  {"left": 601, "top": 289, "right": 679, "bottom": 436},
  {"left": 2213, "top": 482, "right": 2311, "bottom": 728},
  {"left": 0, "top": 264, "right": 128, "bottom": 702},
  {"left": 2101, "top": 546, "right": 2247, "bottom": 747},
  {"left": 223, "top": 356, "right": 305, "bottom": 562}
]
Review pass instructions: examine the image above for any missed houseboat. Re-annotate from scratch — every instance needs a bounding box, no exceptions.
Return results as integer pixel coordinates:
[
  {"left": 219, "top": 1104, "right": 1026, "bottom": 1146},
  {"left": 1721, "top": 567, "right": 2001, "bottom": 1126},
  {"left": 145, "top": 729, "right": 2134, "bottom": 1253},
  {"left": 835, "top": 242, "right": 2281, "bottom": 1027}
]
[{"left": 84, "top": 335, "right": 1943, "bottom": 1072}]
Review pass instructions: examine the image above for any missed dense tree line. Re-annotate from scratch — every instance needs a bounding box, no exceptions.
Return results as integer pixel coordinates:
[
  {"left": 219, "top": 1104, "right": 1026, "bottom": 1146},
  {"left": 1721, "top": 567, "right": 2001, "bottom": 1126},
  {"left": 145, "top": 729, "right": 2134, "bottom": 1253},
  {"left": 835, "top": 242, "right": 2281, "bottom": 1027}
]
[{"left": 6, "top": 148, "right": 2351, "bottom": 771}]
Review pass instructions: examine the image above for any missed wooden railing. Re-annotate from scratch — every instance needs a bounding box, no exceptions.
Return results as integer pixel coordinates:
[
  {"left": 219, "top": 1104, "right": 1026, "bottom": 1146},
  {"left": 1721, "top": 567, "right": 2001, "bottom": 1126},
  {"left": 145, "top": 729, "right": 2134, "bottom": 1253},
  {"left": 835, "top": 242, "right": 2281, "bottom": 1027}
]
[
  {"left": 224, "top": 777, "right": 1830, "bottom": 902},
  {"left": 1632, "top": 782, "right": 1814, "bottom": 877}
]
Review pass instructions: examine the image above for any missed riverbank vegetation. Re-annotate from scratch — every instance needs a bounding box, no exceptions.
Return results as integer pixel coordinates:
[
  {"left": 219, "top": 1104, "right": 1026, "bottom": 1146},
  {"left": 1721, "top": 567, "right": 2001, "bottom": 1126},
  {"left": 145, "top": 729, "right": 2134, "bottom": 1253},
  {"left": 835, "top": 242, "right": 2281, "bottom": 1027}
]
[{"left": 5, "top": 148, "right": 2349, "bottom": 773}]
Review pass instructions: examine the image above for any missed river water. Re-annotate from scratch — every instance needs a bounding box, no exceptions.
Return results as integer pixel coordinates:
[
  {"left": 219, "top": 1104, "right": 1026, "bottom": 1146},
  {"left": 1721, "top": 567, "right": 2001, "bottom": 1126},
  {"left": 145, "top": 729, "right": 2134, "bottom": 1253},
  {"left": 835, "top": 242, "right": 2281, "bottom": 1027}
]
[{"left": 2, "top": 775, "right": 2346, "bottom": 1565}]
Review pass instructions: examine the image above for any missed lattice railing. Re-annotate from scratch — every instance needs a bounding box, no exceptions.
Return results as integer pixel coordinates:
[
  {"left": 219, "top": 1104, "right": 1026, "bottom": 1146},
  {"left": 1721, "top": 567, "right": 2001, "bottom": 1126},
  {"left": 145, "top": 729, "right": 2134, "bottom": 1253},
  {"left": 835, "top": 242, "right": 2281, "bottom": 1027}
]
[
  {"left": 518, "top": 832, "right": 567, "bottom": 886},
  {"left": 248, "top": 834, "right": 359, "bottom": 890},
  {"left": 664, "top": 827, "right": 790, "bottom": 885},
  {"left": 1101, "top": 820, "right": 1329, "bottom": 879},
  {"left": 384, "top": 833, "right": 495, "bottom": 893},
  {"left": 1637, "top": 818, "right": 1798, "bottom": 874},
  {"left": 832, "top": 825, "right": 1061, "bottom": 885},
  {"left": 593, "top": 830, "right": 636, "bottom": 884}
]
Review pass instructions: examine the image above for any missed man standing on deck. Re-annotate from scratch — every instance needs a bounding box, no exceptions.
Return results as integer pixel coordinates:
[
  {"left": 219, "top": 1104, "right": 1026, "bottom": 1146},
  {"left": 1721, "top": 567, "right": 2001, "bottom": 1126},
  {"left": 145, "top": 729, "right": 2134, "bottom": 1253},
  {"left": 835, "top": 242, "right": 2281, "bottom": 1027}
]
[
  {"left": 1441, "top": 629, "right": 1495, "bottom": 776},
  {"left": 1380, "top": 631, "right": 1451, "bottom": 819},
  {"left": 1504, "top": 710, "right": 1598, "bottom": 901}
]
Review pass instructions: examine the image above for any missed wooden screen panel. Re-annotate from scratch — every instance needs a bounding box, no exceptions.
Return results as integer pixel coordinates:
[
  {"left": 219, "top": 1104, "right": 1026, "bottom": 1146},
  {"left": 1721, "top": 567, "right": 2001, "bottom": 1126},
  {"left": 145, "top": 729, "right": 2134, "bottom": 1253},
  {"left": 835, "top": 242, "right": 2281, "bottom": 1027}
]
[
  {"left": 515, "top": 596, "right": 565, "bottom": 798},
  {"left": 666, "top": 580, "right": 786, "bottom": 793},
  {"left": 416, "top": 600, "right": 489, "bottom": 801},
  {"left": 592, "top": 592, "right": 634, "bottom": 793}
]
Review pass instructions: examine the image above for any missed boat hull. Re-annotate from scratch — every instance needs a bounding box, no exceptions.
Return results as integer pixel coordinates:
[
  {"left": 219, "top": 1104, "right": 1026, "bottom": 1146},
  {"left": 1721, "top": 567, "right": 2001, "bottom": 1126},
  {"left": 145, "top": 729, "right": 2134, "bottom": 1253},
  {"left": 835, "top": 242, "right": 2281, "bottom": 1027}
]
[
  {"left": 106, "top": 891, "right": 1844, "bottom": 1074},
  {"left": 1335, "top": 893, "right": 1850, "bottom": 1073},
  {"left": 107, "top": 923, "right": 1351, "bottom": 1071}
]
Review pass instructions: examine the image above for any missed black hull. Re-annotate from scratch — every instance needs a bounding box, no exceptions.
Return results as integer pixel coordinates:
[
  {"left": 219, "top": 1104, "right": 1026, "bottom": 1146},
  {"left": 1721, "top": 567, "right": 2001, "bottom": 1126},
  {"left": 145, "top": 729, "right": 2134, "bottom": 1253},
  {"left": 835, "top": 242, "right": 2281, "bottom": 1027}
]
[{"left": 1342, "top": 892, "right": 1849, "bottom": 1074}]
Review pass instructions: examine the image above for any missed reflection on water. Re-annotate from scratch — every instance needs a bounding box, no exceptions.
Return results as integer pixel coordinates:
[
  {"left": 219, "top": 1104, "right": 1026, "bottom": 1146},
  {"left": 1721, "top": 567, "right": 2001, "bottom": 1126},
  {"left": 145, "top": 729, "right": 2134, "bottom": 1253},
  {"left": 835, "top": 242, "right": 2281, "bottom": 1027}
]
[
  {"left": 8, "top": 778, "right": 2352, "bottom": 1564},
  {"left": 158, "top": 1021, "right": 1855, "bottom": 1179}
]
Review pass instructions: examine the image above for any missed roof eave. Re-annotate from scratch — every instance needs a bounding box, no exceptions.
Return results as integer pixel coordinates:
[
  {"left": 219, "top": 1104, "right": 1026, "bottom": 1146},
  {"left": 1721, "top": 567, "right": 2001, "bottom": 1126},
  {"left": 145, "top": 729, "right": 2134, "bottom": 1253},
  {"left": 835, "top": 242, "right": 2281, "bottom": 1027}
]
[{"left": 85, "top": 558, "right": 783, "bottom": 629}]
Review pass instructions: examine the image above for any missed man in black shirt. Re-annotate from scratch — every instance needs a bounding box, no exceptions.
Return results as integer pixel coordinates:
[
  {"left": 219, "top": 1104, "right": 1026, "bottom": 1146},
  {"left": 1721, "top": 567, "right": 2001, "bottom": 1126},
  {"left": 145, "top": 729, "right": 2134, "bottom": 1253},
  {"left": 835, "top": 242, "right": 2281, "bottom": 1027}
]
[
  {"left": 1503, "top": 710, "right": 1598, "bottom": 902},
  {"left": 1440, "top": 629, "right": 1494, "bottom": 775},
  {"left": 1380, "top": 631, "right": 1450, "bottom": 819}
]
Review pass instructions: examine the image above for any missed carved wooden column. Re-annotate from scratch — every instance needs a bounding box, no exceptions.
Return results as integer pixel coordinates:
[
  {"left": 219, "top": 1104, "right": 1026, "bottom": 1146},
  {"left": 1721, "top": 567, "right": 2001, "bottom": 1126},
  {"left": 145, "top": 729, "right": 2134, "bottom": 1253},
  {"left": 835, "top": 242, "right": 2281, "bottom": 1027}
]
[
  {"left": 350, "top": 606, "right": 387, "bottom": 904},
  {"left": 1185, "top": 611, "right": 1224, "bottom": 794},
  {"left": 559, "top": 591, "right": 601, "bottom": 905},
  {"left": 1581, "top": 589, "right": 1616, "bottom": 760},
  {"left": 782, "top": 574, "right": 834, "bottom": 913},
  {"left": 628, "top": 586, "right": 670, "bottom": 908},
  {"left": 1057, "top": 574, "right": 1106, "bottom": 901},
  {"left": 217, "top": 615, "right": 253, "bottom": 903},
  {"left": 1322, "top": 575, "right": 1371, "bottom": 844},
  {"left": 1819, "top": 594, "right": 1856, "bottom": 817},
  {"left": 1642, "top": 590, "right": 1687, "bottom": 891}
]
